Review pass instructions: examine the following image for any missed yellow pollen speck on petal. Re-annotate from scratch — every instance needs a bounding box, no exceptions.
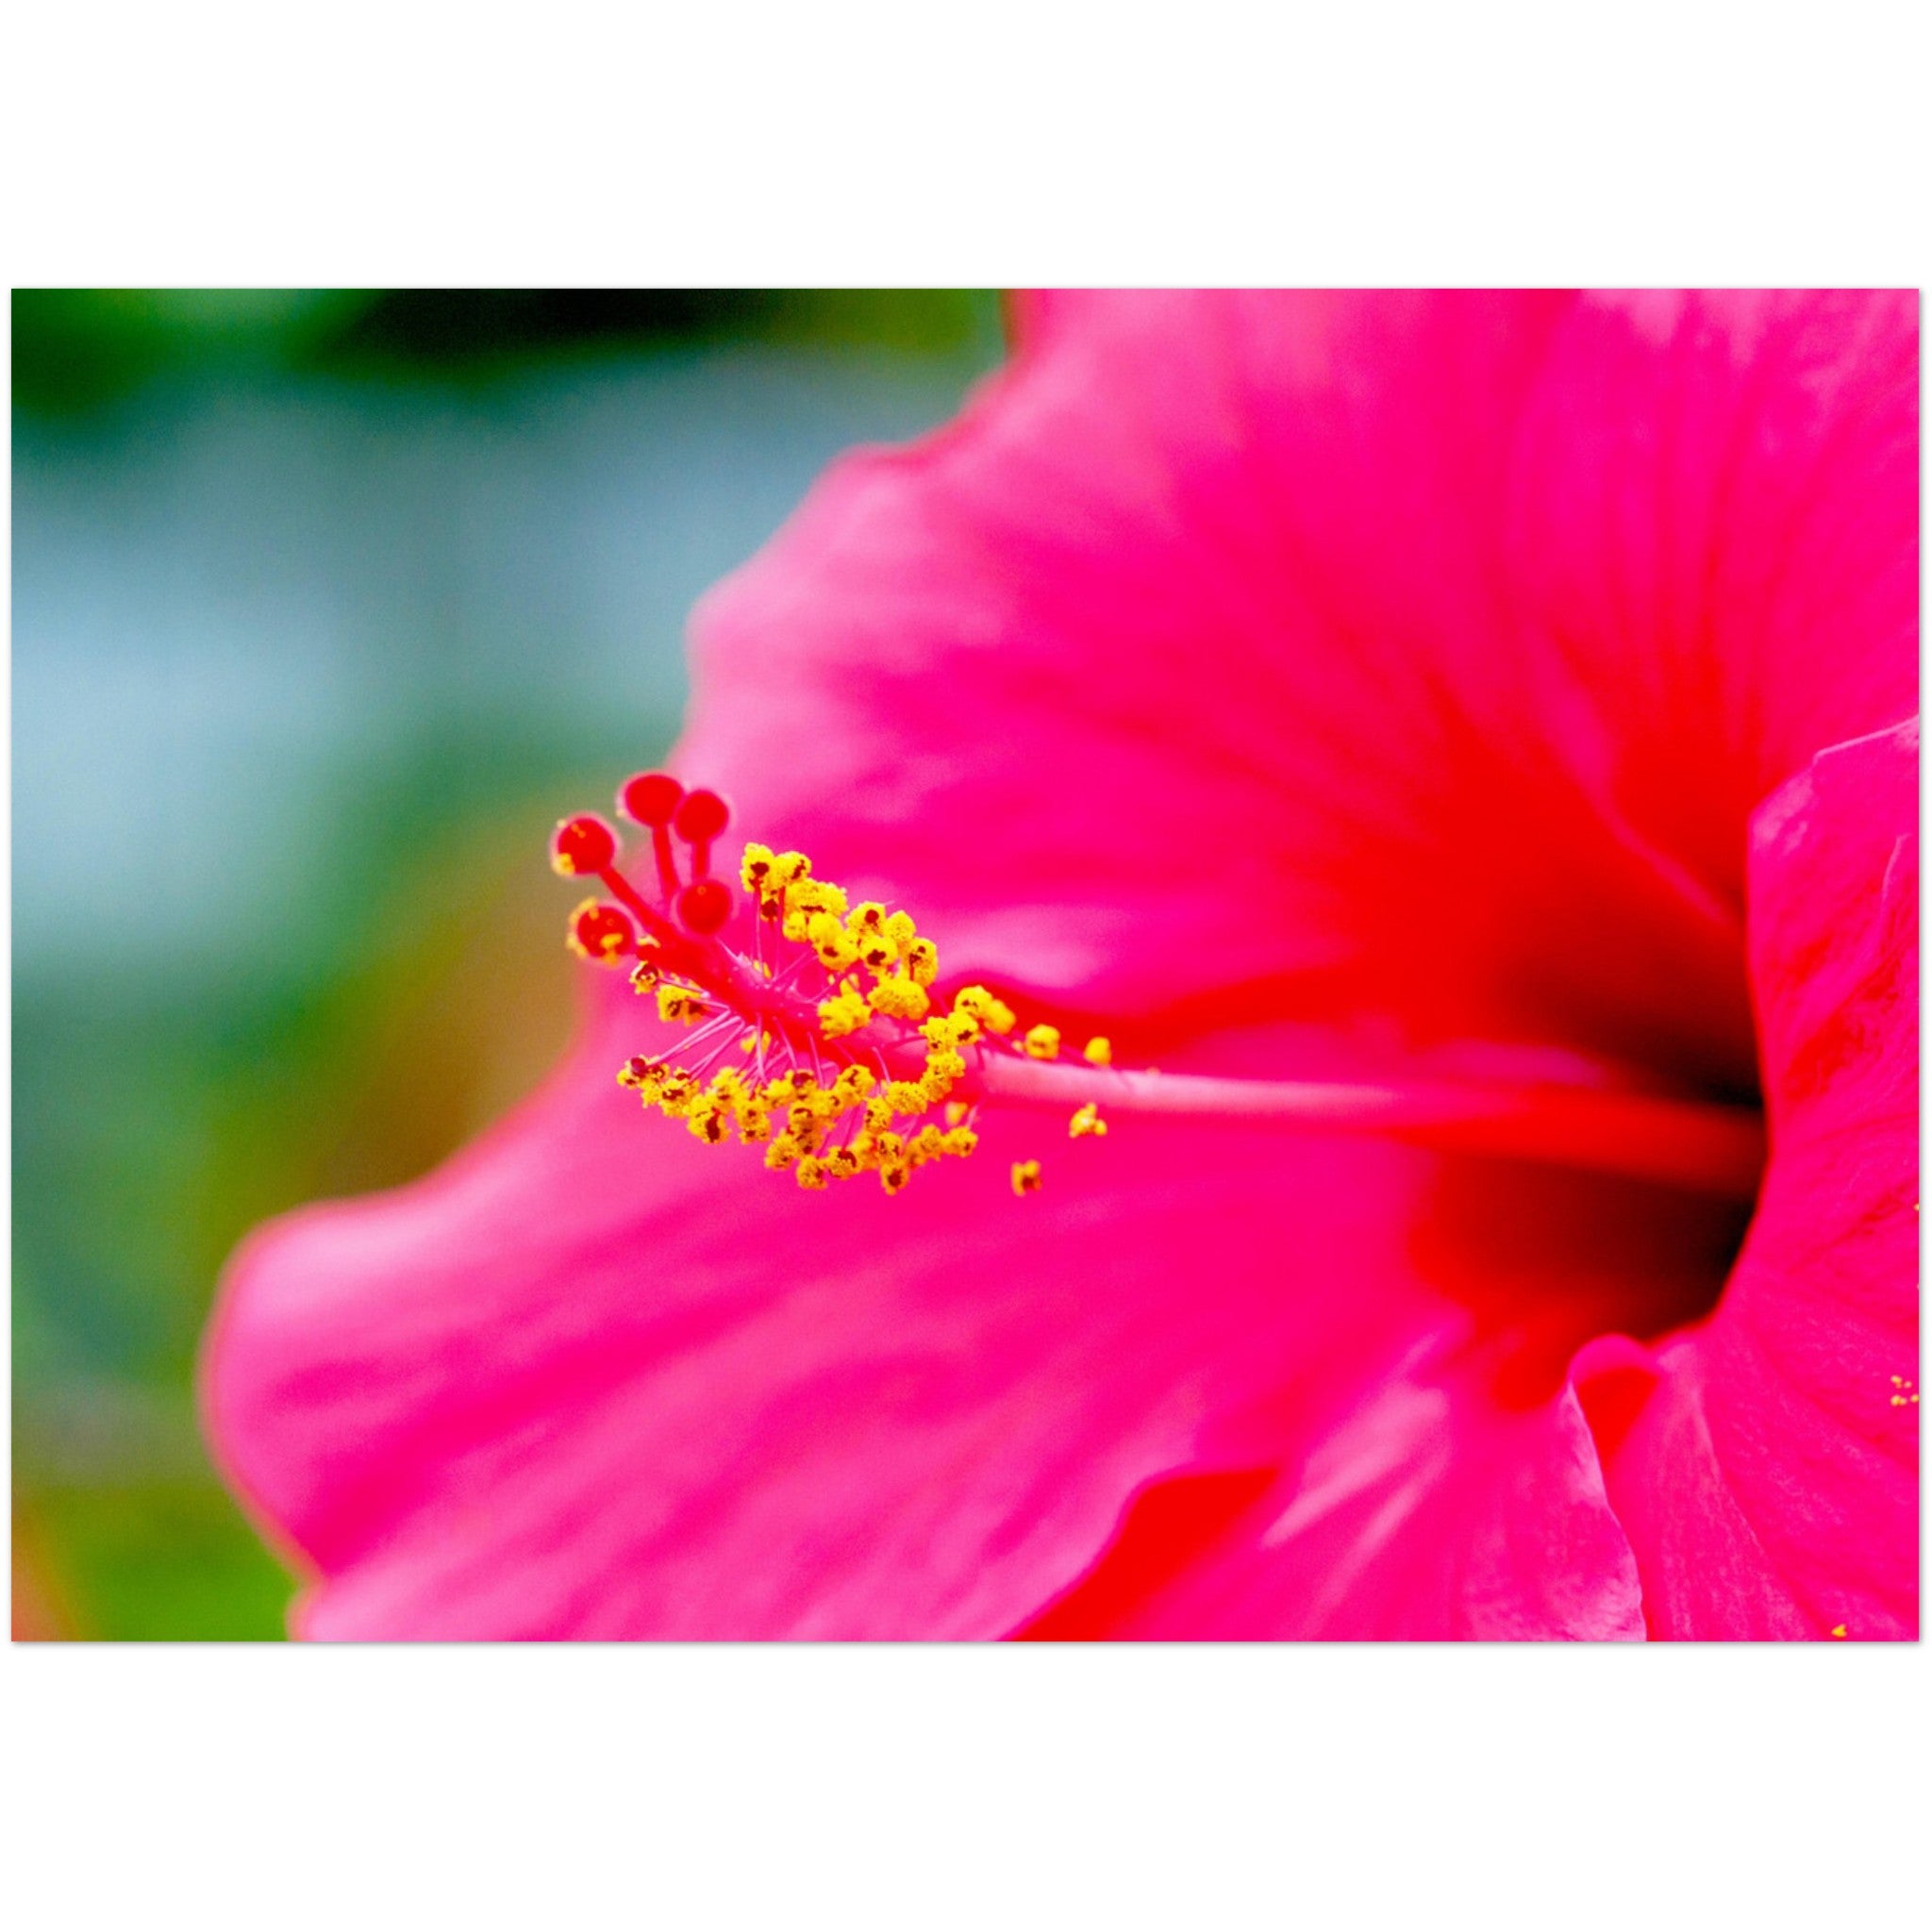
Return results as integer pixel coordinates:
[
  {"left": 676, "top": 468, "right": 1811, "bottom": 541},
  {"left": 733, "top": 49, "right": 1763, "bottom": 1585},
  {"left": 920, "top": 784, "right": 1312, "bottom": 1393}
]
[
  {"left": 1831, "top": 1624, "right": 1848, "bottom": 1638},
  {"left": 1070, "top": 1103, "right": 1108, "bottom": 1139},
  {"left": 1083, "top": 1036, "right": 1112, "bottom": 1067},
  {"left": 1011, "top": 1158, "right": 1042, "bottom": 1196},
  {"left": 1024, "top": 1024, "right": 1060, "bottom": 1060},
  {"left": 944, "top": 1102, "right": 971, "bottom": 1127}
]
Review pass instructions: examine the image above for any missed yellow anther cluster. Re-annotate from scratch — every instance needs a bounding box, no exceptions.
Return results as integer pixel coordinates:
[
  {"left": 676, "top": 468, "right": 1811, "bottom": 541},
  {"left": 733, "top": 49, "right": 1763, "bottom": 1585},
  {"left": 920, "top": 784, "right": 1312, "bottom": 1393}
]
[
  {"left": 1083, "top": 1036, "right": 1112, "bottom": 1067},
  {"left": 594, "top": 841, "right": 1095, "bottom": 1201},
  {"left": 619, "top": 1039, "right": 978, "bottom": 1195},
  {"left": 1069, "top": 1103, "right": 1108, "bottom": 1139},
  {"left": 743, "top": 844, "right": 954, "bottom": 1028}
]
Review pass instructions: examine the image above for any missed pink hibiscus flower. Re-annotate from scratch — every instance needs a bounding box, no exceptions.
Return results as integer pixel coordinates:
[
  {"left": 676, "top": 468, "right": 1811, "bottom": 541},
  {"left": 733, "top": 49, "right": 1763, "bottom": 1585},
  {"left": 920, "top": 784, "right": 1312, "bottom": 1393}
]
[{"left": 204, "top": 290, "right": 1919, "bottom": 1640}]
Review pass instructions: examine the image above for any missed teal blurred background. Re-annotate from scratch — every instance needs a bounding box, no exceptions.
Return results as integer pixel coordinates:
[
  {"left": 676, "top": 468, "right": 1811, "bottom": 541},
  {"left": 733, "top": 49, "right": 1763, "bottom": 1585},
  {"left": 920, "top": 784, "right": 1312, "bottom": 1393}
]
[{"left": 11, "top": 290, "right": 1005, "bottom": 1638}]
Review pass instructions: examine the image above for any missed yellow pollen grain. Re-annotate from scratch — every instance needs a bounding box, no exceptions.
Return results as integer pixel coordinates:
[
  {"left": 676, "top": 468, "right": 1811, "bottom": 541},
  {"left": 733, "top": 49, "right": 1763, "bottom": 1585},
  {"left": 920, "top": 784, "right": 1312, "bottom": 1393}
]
[
  {"left": 657, "top": 985, "right": 709, "bottom": 1025},
  {"left": 1069, "top": 1103, "right": 1108, "bottom": 1139},
  {"left": 818, "top": 983, "right": 873, "bottom": 1039},
  {"left": 955, "top": 985, "right": 1016, "bottom": 1035},
  {"left": 1024, "top": 1024, "right": 1060, "bottom": 1060},
  {"left": 1011, "top": 1158, "right": 1042, "bottom": 1197},
  {"left": 868, "top": 974, "right": 930, "bottom": 1022},
  {"left": 1083, "top": 1036, "right": 1113, "bottom": 1067},
  {"left": 904, "top": 938, "right": 940, "bottom": 988},
  {"left": 740, "top": 843, "right": 777, "bottom": 891},
  {"left": 926, "top": 1011, "right": 978, "bottom": 1050},
  {"left": 922, "top": 1061, "right": 964, "bottom": 1100}
]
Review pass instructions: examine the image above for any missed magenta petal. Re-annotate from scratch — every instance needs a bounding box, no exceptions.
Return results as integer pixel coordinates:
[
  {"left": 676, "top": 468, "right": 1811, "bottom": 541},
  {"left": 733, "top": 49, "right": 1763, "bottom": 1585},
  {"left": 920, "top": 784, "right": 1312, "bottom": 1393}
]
[
  {"left": 1580, "top": 720, "right": 1920, "bottom": 1639},
  {"left": 205, "top": 994, "right": 1479, "bottom": 1639},
  {"left": 681, "top": 291, "right": 1913, "bottom": 1090},
  {"left": 1507, "top": 291, "right": 1919, "bottom": 899},
  {"left": 1024, "top": 1348, "right": 1643, "bottom": 1641}
]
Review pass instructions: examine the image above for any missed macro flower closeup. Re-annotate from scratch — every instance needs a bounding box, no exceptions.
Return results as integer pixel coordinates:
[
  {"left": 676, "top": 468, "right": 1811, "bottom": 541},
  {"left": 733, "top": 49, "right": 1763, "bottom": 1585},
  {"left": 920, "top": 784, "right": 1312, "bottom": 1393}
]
[{"left": 204, "top": 289, "right": 1919, "bottom": 1641}]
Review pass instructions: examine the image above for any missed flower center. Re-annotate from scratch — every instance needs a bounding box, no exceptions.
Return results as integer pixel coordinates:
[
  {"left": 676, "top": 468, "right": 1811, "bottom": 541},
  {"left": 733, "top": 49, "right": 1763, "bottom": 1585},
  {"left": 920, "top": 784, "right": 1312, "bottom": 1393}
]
[{"left": 551, "top": 771, "right": 1766, "bottom": 1204}]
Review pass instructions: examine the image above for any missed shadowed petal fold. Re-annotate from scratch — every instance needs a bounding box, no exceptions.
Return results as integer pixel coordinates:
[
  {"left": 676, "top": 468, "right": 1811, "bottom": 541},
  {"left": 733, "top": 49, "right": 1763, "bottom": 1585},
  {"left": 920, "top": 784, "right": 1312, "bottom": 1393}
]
[{"left": 1577, "top": 720, "right": 1920, "bottom": 1638}]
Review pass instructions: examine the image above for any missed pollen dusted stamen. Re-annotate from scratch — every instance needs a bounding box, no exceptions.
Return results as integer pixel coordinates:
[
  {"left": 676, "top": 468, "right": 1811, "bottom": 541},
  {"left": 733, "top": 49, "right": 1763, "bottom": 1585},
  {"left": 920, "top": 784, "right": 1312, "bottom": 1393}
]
[
  {"left": 552, "top": 788, "right": 1043, "bottom": 1194},
  {"left": 553, "top": 774, "right": 1767, "bottom": 1204}
]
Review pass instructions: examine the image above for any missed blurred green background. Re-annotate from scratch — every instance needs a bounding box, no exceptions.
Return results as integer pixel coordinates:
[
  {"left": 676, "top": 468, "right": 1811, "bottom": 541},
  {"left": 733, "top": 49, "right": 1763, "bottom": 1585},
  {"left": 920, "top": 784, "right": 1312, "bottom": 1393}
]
[{"left": 11, "top": 289, "right": 1005, "bottom": 1639}]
